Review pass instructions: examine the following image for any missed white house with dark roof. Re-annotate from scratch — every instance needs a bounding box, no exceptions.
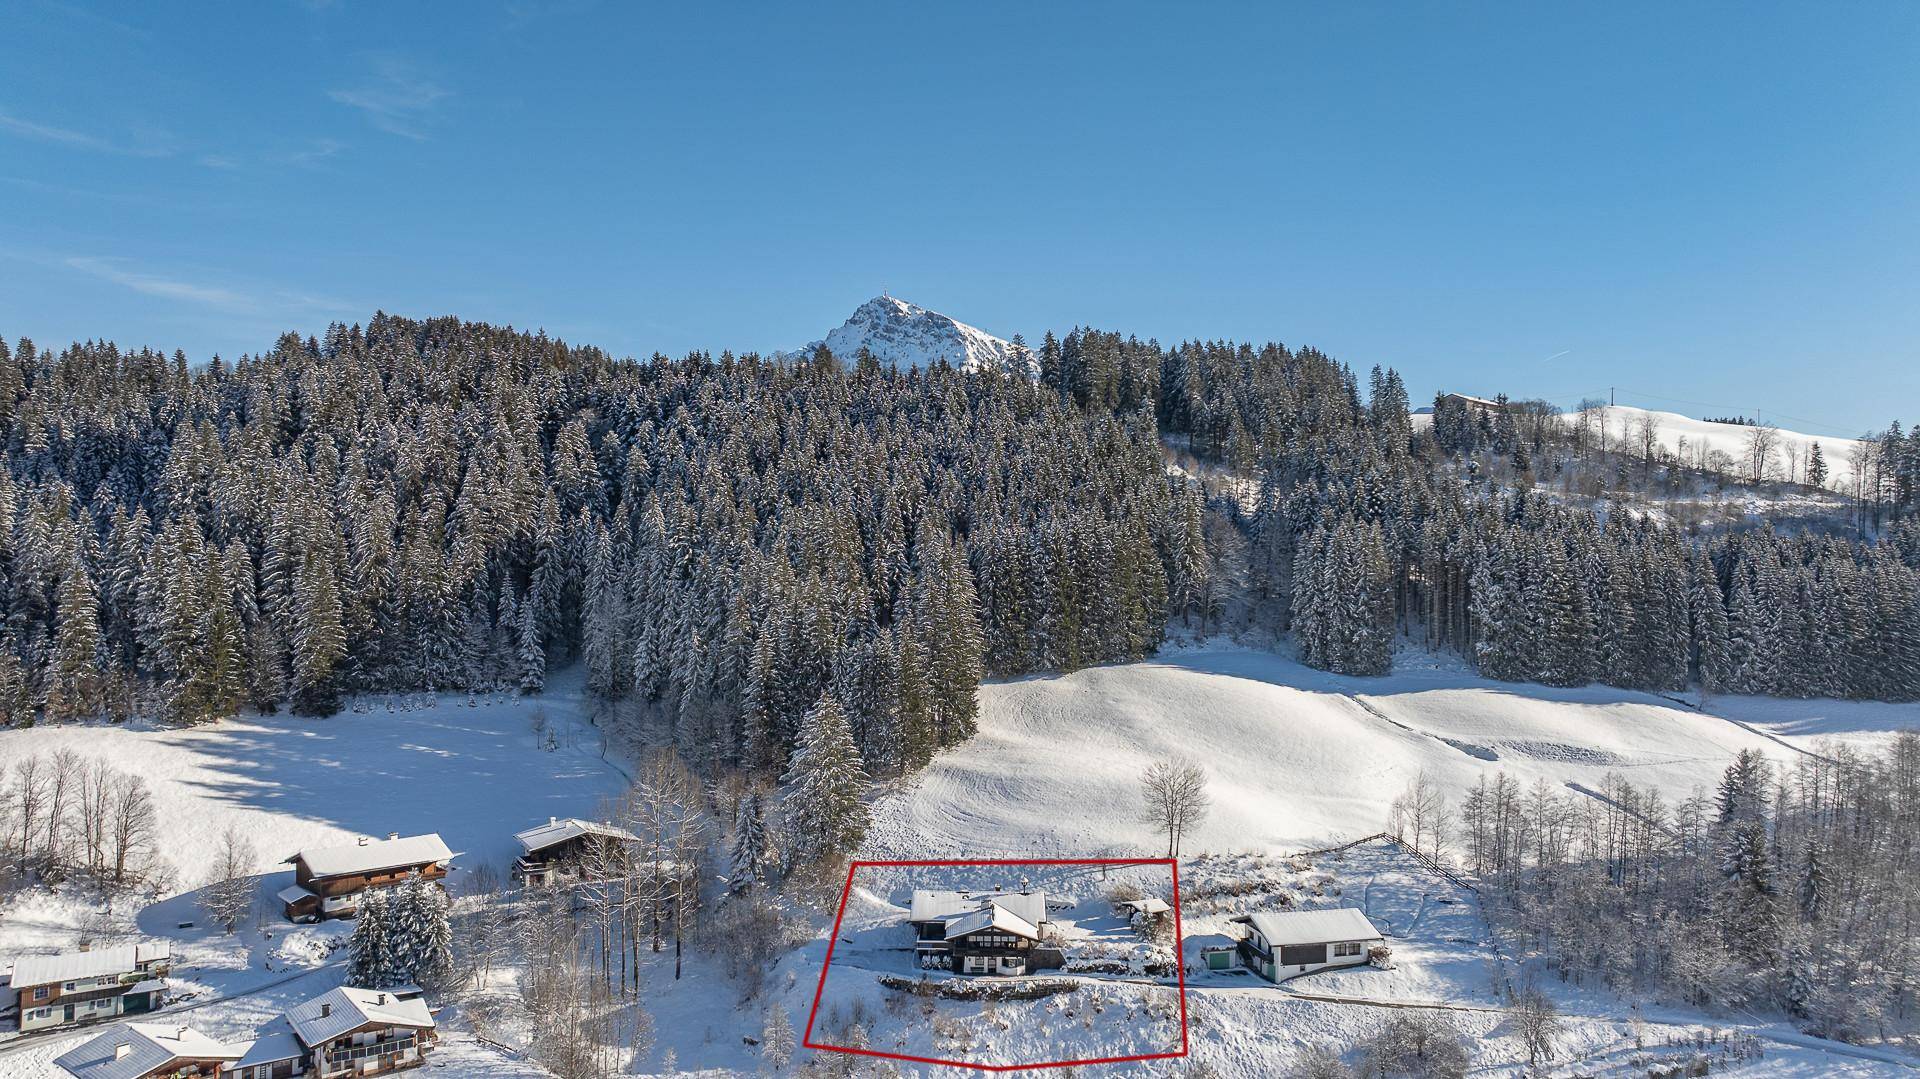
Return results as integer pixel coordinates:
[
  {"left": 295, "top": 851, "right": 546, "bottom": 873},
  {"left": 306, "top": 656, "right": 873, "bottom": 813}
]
[
  {"left": 53, "top": 1021, "right": 240, "bottom": 1079},
  {"left": 8, "top": 942, "right": 171, "bottom": 1033},
  {"left": 285, "top": 986, "right": 436, "bottom": 1076},
  {"left": 1232, "top": 907, "right": 1384, "bottom": 982},
  {"left": 279, "top": 833, "right": 454, "bottom": 922},
  {"left": 907, "top": 888, "right": 1061, "bottom": 975}
]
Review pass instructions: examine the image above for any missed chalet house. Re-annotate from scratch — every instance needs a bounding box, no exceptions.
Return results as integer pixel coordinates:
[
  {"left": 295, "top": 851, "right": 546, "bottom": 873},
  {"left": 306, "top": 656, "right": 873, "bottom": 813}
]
[
  {"left": 1233, "top": 908, "right": 1384, "bottom": 982},
  {"left": 512, "top": 817, "right": 641, "bottom": 886},
  {"left": 53, "top": 1021, "right": 239, "bottom": 1079},
  {"left": 278, "top": 833, "right": 454, "bottom": 922},
  {"left": 8, "top": 942, "right": 171, "bottom": 1033},
  {"left": 286, "top": 986, "right": 436, "bottom": 1077},
  {"left": 908, "top": 889, "right": 1063, "bottom": 976}
]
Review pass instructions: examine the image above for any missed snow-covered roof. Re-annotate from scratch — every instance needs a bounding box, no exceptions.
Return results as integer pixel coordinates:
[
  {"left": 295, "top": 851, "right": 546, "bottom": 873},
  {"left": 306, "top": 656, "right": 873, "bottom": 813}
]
[
  {"left": 288, "top": 833, "right": 453, "bottom": 878},
  {"left": 1237, "top": 908, "right": 1382, "bottom": 947},
  {"left": 123, "top": 979, "right": 166, "bottom": 996},
  {"left": 1118, "top": 897, "right": 1171, "bottom": 916},
  {"left": 53, "top": 1022, "right": 239, "bottom": 1079},
  {"left": 277, "top": 884, "right": 317, "bottom": 905},
  {"left": 514, "top": 817, "right": 639, "bottom": 854},
  {"left": 8, "top": 942, "right": 170, "bottom": 987},
  {"left": 286, "top": 986, "right": 435, "bottom": 1047},
  {"left": 908, "top": 889, "right": 1049, "bottom": 928},
  {"left": 944, "top": 904, "right": 1041, "bottom": 941},
  {"left": 230, "top": 1023, "right": 305, "bottom": 1067}
]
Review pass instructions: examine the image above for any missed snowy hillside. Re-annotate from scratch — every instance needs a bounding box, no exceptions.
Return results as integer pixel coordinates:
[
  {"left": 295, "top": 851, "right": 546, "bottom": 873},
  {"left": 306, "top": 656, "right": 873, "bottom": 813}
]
[
  {"left": 1415, "top": 402, "right": 1866, "bottom": 490},
  {"left": 786, "top": 295, "right": 1037, "bottom": 376},
  {"left": 863, "top": 646, "right": 1908, "bottom": 860},
  {"left": 0, "top": 671, "right": 628, "bottom": 1078}
]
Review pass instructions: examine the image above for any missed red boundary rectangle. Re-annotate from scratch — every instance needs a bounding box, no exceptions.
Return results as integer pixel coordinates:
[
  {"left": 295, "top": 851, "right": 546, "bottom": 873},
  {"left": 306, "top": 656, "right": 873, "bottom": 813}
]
[{"left": 802, "top": 857, "right": 1190, "bottom": 1072}]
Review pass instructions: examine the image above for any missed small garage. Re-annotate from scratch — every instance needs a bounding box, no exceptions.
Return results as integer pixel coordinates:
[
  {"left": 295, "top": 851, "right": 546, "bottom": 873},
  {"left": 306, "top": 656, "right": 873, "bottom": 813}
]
[{"left": 1231, "top": 907, "right": 1384, "bottom": 982}]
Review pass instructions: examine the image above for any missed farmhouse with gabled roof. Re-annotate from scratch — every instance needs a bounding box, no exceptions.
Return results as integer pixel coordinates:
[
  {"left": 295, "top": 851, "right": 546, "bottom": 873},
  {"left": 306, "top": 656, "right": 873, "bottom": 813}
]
[
  {"left": 6, "top": 941, "right": 171, "bottom": 1033},
  {"left": 279, "top": 832, "right": 454, "bottom": 922}
]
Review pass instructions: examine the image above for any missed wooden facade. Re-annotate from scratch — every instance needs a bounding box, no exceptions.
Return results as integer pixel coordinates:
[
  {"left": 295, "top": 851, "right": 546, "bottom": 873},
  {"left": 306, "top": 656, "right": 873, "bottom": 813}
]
[
  {"left": 10, "top": 943, "right": 170, "bottom": 1033},
  {"left": 279, "top": 834, "right": 452, "bottom": 922}
]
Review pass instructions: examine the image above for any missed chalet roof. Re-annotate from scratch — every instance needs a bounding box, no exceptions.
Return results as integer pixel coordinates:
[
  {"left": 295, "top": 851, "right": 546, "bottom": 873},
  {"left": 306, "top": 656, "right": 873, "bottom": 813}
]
[
  {"left": 945, "top": 904, "right": 1040, "bottom": 941},
  {"left": 277, "top": 884, "right": 318, "bottom": 905},
  {"left": 286, "top": 986, "right": 435, "bottom": 1047},
  {"left": 53, "top": 1022, "right": 239, "bottom": 1079},
  {"left": 908, "top": 889, "right": 1049, "bottom": 928},
  {"left": 514, "top": 817, "right": 640, "bottom": 855},
  {"left": 231, "top": 1022, "right": 305, "bottom": 1067},
  {"left": 287, "top": 833, "right": 453, "bottom": 879},
  {"left": 1237, "top": 908, "right": 1382, "bottom": 947},
  {"left": 7, "top": 942, "right": 170, "bottom": 988}
]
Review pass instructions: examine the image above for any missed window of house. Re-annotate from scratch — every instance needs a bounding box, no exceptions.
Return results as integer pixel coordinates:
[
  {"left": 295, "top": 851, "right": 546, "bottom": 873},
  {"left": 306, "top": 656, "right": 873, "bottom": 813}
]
[
  {"left": 63, "top": 981, "right": 75, "bottom": 991},
  {"left": 33, "top": 987, "right": 48, "bottom": 1001},
  {"left": 1333, "top": 941, "right": 1363, "bottom": 957}
]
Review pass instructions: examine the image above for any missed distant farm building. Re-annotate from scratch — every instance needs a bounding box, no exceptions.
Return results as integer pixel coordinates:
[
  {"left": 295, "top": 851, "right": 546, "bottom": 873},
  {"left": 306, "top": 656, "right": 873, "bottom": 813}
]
[
  {"left": 6, "top": 941, "right": 171, "bottom": 1033},
  {"left": 909, "top": 888, "right": 1064, "bottom": 976},
  {"left": 278, "top": 833, "right": 454, "bottom": 922},
  {"left": 513, "top": 817, "right": 641, "bottom": 886},
  {"left": 1233, "top": 908, "right": 1384, "bottom": 981}
]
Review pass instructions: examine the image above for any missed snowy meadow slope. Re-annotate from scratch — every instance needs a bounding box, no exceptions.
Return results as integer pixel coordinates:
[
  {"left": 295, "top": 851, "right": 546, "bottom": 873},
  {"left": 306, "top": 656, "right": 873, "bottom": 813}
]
[
  {"left": 863, "top": 645, "right": 1909, "bottom": 861},
  {"left": 0, "top": 670, "right": 627, "bottom": 1076}
]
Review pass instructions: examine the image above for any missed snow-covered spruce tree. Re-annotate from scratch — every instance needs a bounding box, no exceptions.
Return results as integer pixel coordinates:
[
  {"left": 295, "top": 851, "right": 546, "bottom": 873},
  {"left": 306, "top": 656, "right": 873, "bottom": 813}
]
[
  {"left": 728, "top": 789, "right": 772, "bottom": 894},
  {"left": 781, "top": 692, "right": 870, "bottom": 873},
  {"left": 346, "top": 887, "right": 396, "bottom": 987},
  {"left": 397, "top": 873, "right": 457, "bottom": 991}
]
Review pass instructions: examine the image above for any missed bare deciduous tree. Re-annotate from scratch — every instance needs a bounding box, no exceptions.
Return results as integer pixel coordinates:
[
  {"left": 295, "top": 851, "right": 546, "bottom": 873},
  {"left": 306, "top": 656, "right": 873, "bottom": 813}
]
[
  {"left": 200, "top": 825, "right": 258, "bottom": 933},
  {"left": 1513, "top": 983, "right": 1561, "bottom": 1073},
  {"left": 1139, "top": 758, "right": 1210, "bottom": 858}
]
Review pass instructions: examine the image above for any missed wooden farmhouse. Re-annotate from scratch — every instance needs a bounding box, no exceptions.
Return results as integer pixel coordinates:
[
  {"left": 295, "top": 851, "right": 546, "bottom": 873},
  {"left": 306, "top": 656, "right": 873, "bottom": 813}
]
[
  {"left": 53, "top": 1021, "right": 242, "bottom": 1079},
  {"left": 278, "top": 833, "right": 453, "bottom": 922},
  {"left": 909, "top": 889, "right": 1064, "bottom": 976},
  {"left": 1233, "top": 908, "right": 1384, "bottom": 982},
  {"left": 6, "top": 941, "right": 172, "bottom": 1033},
  {"left": 512, "top": 816, "right": 641, "bottom": 886},
  {"left": 285, "top": 986, "right": 436, "bottom": 1077}
]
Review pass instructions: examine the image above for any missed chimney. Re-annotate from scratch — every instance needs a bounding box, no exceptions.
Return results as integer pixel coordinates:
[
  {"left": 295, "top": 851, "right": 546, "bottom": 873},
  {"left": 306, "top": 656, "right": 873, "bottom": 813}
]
[
  {"left": 115, "top": 1042, "right": 131, "bottom": 1060},
  {"left": 376, "top": 993, "right": 387, "bottom": 1005},
  {"left": 321, "top": 1003, "right": 332, "bottom": 1018},
  {"left": 77, "top": 939, "right": 91, "bottom": 953},
  {"left": 357, "top": 837, "right": 369, "bottom": 847},
  {"left": 177, "top": 1024, "right": 189, "bottom": 1039},
  {"left": 387, "top": 832, "right": 399, "bottom": 841},
  {"left": 549, "top": 816, "right": 557, "bottom": 825}
]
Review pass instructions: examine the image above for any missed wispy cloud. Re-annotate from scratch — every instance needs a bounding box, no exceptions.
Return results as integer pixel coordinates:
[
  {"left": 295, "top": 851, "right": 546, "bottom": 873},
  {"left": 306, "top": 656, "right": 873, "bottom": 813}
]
[
  {"left": 63, "top": 255, "right": 359, "bottom": 319},
  {"left": 65, "top": 257, "right": 253, "bottom": 309},
  {"left": 328, "top": 55, "right": 448, "bottom": 140},
  {"left": 279, "top": 137, "right": 347, "bottom": 167},
  {"left": 0, "top": 108, "right": 174, "bottom": 157}
]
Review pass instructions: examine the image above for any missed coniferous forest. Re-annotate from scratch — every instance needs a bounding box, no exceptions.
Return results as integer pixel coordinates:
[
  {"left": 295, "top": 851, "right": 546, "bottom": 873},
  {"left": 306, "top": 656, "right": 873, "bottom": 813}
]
[{"left": 1, "top": 313, "right": 1917, "bottom": 779}]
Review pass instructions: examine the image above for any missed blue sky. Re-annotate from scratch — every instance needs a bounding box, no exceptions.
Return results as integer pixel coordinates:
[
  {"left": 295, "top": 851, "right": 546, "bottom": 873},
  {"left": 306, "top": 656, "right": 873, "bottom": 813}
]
[{"left": 2, "top": 2, "right": 1916, "bottom": 434}]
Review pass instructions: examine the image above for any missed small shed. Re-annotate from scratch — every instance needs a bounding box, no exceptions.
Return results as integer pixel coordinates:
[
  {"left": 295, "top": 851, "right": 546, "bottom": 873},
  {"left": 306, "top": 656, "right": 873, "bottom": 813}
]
[
  {"left": 1232, "top": 908, "right": 1384, "bottom": 982},
  {"left": 1114, "top": 897, "right": 1171, "bottom": 921}
]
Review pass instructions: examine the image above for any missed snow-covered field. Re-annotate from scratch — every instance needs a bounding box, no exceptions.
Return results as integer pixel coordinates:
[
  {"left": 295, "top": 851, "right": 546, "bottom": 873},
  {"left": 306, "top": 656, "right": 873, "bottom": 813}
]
[
  {"left": 0, "top": 669, "right": 627, "bottom": 1077},
  {"left": 865, "top": 645, "right": 1902, "bottom": 861},
  {"left": 1414, "top": 402, "right": 1867, "bottom": 491},
  {"left": 4, "top": 651, "right": 1915, "bottom": 1077}
]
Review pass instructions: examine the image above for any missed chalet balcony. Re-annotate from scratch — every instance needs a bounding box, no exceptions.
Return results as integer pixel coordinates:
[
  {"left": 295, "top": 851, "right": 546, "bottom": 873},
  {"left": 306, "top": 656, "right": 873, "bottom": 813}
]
[{"left": 321, "top": 1032, "right": 425, "bottom": 1073}]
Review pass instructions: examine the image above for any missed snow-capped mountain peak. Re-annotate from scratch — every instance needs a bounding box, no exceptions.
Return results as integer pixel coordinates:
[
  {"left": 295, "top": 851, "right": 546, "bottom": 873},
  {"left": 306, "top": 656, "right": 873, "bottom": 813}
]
[{"left": 789, "top": 295, "right": 1036, "bottom": 377}]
